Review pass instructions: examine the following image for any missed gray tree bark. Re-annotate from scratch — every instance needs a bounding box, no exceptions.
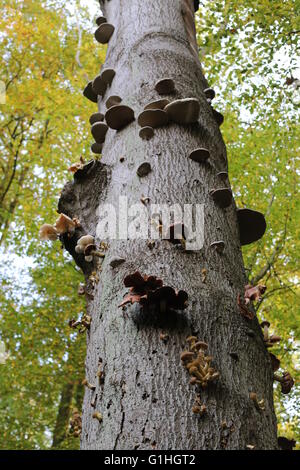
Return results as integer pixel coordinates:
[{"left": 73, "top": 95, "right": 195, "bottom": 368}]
[{"left": 58, "top": 0, "right": 278, "bottom": 449}]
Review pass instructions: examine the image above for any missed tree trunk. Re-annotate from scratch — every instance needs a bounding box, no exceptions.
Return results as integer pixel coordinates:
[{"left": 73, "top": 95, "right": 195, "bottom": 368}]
[{"left": 58, "top": 0, "right": 278, "bottom": 450}]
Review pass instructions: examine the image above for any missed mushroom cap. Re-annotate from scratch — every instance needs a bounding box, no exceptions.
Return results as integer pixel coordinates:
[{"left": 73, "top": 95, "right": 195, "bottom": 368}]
[
  {"left": 91, "top": 142, "right": 103, "bottom": 154},
  {"left": 204, "top": 88, "right": 215, "bottom": 100},
  {"left": 210, "top": 240, "right": 225, "bottom": 253},
  {"left": 68, "top": 162, "right": 84, "bottom": 174},
  {"left": 260, "top": 320, "right": 271, "bottom": 328},
  {"left": 189, "top": 147, "right": 210, "bottom": 163},
  {"left": 89, "top": 112, "right": 104, "bottom": 125},
  {"left": 55, "top": 214, "right": 75, "bottom": 234},
  {"left": 165, "top": 98, "right": 200, "bottom": 124},
  {"left": 105, "top": 105, "right": 135, "bottom": 130},
  {"left": 269, "top": 353, "right": 280, "bottom": 372},
  {"left": 109, "top": 256, "right": 126, "bottom": 268},
  {"left": 139, "top": 126, "right": 154, "bottom": 140},
  {"left": 77, "top": 235, "right": 95, "bottom": 247},
  {"left": 94, "top": 23, "right": 115, "bottom": 44},
  {"left": 195, "top": 341, "right": 208, "bottom": 350},
  {"left": 136, "top": 162, "right": 151, "bottom": 177},
  {"left": 105, "top": 95, "right": 122, "bottom": 109},
  {"left": 83, "top": 81, "right": 98, "bottom": 103},
  {"left": 144, "top": 99, "right": 170, "bottom": 111},
  {"left": 91, "top": 122, "right": 108, "bottom": 143},
  {"left": 96, "top": 16, "right": 106, "bottom": 26},
  {"left": 85, "top": 255, "right": 93, "bottom": 263},
  {"left": 155, "top": 78, "right": 175, "bottom": 95},
  {"left": 92, "top": 75, "right": 107, "bottom": 96},
  {"left": 39, "top": 224, "right": 58, "bottom": 241},
  {"left": 212, "top": 108, "right": 224, "bottom": 126},
  {"left": 237, "top": 208, "right": 266, "bottom": 246},
  {"left": 101, "top": 68, "right": 116, "bottom": 85},
  {"left": 84, "top": 244, "right": 97, "bottom": 256},
  {"left": 210, "top": 188, "right": 232, "bottom": 208},
  {"left": 164, "top": 223, "right": 188, "bottom": 244},
  {"left": 138, "top": 109, "right": 169, "bottom": 128},
  {"left": 217, "top": 171, "right": 228, "bottom": 181}
]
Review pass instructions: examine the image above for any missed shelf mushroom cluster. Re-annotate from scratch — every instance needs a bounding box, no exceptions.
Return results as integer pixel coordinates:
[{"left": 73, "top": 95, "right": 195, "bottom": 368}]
[
  {"left": 181, "top": 336, "right": 219, "bottom": 388},
  {"left": 39, "top": 213, "right": 80, "bottom": 241}
]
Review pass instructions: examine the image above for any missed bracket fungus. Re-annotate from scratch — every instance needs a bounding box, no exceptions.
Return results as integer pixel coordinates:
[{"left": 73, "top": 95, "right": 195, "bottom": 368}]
[
  {"left": 82, "top": 378, "right": 96, "bottom": 391},
  {"left": 144, "top": 99, "right": 170, "bottom": 111},
  {"left": 105, "top": 95, "right": 122, "bottom": 109},
  {"left": 164, "top": 223, "right": 188, "bottom": 247},
  {"left": 203, "top": 88, "right": 215, "bottom": 101},
  {"left": 181, "top": 336, "right": 219, "bottom": 388},
  {"left": 212, "top": 108, "right": 224, "bottom": 126},
  {"left": 138, "top": 109, "right": 169, "bottom": 128},
  {"left": 189, "top": 147, "right": 210, "bottom": 163},
  {"left": 105, "top": 105, "right": 135, "bottom": 130},
  {"left": 75, "top": 235, "right": 106, "bottom": 262},
  {"left": 249, "top": 392, "right": 265, "bottom": 411},
  {"left": 269, "top": 353, "right": 280, "bottom": 372},
  {"left": 91, "top": 121, "right": 108, "bottom": 143},
  {"left": 101, "top": 68, "right": 115, "bottom": 86},
  {"left": 83, "top": 81, "right": 98, "bottom": 103},
  {"left": 274, "top": 372, "right": 294, "bottom": 394},
  {"left": 92, "top": 75, "right": 107, "bottom": 97},
  {"left": 39, "top": 214, "right": 80, "bottom": 241},
  {"left": 139, "top": 126, "right": 154, "bottom": 140},
  {"left": 210, "top": 240, "right": 225, "bottom": 254},
  {"left": 69, "top": 409, "right": 82, "bottom": 438},
  {"left": 91, "top": 142, "right": 103, "bottom": 154},
  {"left": 237, "top": 208, "right": 266, "bottom": 245},
  {"left": 165, "top": 98, "right": 200, "bottom": 124},
  {"left": 96, "top": 16, "right": 106, "bottom": 26},
  {"left": 155, "top": 78, "right": 175, "bottom": 95},
  {"left": 237, "top": 294, "right": 254, "bottom": 320},
  {"left": 89, "top": 112, "right": 104, "bottom": 125},
  {"left": 210, "top": 188, "right": 232, "bottom": 208},
  {"left": 137, "top": 162, "right": 152, "bottom": 177},
  {"left": 278, "top": 437, "right": 296, "bottom": 451},
  {"left": 118, "top": 271, "right": 188, "bottom": 312},
  {"left": 217, "top": 171, "right": 228, "bottom": 181},
  {"left": 109, "top": 256, "right": 126, "bottom": 268},
  {"left": 245, "top": 284, "right": 266, "bottom": 305},
  {"left": 95, "top": 23, "right": 115, "bottom": 44}
]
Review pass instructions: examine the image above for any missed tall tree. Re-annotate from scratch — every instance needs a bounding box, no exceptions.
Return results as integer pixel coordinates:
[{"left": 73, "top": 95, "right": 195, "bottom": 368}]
[{"left": 58, "top": 0, "right": 280, "bottom": 449}]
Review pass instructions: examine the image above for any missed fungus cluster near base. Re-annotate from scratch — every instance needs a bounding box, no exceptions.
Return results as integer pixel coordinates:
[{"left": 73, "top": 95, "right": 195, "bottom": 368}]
[{"left": 118, "top": 271, "right": 188, "bottom": 312}]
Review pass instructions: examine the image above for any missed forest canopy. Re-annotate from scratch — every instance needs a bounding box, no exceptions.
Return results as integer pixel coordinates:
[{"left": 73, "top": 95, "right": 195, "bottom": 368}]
[{"left": 0, "top": 0, "right": 299, "bottom": 449}]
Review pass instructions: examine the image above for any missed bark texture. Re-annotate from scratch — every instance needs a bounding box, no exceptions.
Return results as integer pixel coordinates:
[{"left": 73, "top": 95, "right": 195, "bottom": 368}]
[{"left": 58, "top": 0, "right": 278, "bottom": 449}]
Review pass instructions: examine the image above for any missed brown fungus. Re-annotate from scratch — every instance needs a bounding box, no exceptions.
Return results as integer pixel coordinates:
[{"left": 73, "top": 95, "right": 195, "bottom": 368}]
[
  {"left": 82, "top": 378, "right": 96, "bottom": 391},
  {"left": 249, "top": 392, "right": 265, "bottom": 411},
  {"left": 92, "top": 411, "right": 103, "bottom": 422},
  {"left": 139, "top": 126, "right": 154, "bottom": 140},
  {"left": 210, "top": 240, "right": 225, "bottom": 254},
  {"left": 105, "top": 95, "right": 122, "bottom": 109},
  {"left": 89, "top": 112, "right": 104, "bottom": 125},
  {"left": 181, "top": 336, "right": 219, "bottom": 388},
  {"left": 92, "top": 75, "right": 107, "bottom": 97},
  {"left": 274, "top": 372, "right": 294, "bottom": 394},
  {"left": 204, "top": 88, "right": 215, "bottom": 101},
  {"left": 189, "top": 147, "right": 210, "bottom": 163},
  {"left": 105, "top": 105, "right": 135, "bottom": 130},
  {"left": 118, "top": 271, "right": 188, "bottom": 312},
  {"left": 210, "top": 188, "right": 232, "bottom": 208},
  {"left": 91, "top": 122, "right": 108, "bottom": 143},
  {"left": 155, "top": 78, "right": 175, "bottom": 95},
  {"left": 137, "top": 162, "right": 151, "bottom": 177},
  {"left": 95, "top": 23, "right": 114, "bottom": 44},
  {"left": 165, "top": 98, "right": 200, "bottom": 124},
  {"left": 245, "top": 284, "right": 266, "bottom": 305},
  {"left": 237, "top": 208, "right": 266, "bottom": 245},
  {"left": 83, "top": 81, "right": 98, "bottom": 103},
  {"left": 91, "top": 143, "right": 103, "bottom": 154},
  {"left": 95, "top": 16, "right": 106, "bottom": 26},
  {"left": 269, "top": 353, "right": 280, "bottom": 372},
  {"left": 138, "top": 109, "right": 169, "bottom": 128}
]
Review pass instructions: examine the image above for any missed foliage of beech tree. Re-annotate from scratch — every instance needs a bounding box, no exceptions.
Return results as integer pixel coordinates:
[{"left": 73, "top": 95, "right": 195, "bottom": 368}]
[{"left": 0, "top": 0, "right": 299, "bottom": 449}]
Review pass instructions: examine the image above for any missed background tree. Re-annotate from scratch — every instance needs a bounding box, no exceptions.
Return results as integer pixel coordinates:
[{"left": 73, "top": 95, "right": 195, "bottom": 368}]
[{"left": 0, "top": 0, "right": 298, "bottom": 449}]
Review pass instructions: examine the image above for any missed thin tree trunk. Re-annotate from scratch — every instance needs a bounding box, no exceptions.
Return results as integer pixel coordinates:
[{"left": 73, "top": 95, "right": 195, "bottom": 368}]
[
  {"left": 58, "top": 0, "right": 278, "bottom": 449},
  {"left": 51, "top": 382, "right": 74, "bottom": 449}
]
